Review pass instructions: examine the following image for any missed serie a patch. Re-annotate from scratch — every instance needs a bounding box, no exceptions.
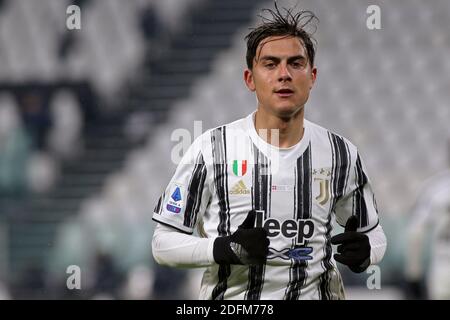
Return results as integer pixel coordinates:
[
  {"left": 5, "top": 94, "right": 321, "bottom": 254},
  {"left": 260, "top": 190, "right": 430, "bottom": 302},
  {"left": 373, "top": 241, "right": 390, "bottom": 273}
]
[{"left": 166, "top": 183, "right": 185, "bottom": 214}]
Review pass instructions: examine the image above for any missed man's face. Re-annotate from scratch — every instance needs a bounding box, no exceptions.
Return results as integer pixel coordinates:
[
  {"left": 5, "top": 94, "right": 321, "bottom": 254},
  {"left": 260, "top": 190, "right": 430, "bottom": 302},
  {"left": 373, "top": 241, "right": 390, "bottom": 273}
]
[{"left": 244, "top": 36, "right": 317, "bottom": 118}]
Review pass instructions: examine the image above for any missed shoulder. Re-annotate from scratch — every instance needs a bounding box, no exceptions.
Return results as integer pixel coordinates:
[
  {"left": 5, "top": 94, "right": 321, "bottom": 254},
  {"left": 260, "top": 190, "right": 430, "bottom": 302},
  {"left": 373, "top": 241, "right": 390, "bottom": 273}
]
[
  {"left": 412, "top": 170, "right": 450, "bottom": 216},
  {"left": 418, "top": 169, "right": 450, "bottom": 196},
  {"left": 306, "top": 119, "right": 358, "bottom": 156},
  {"left": 190, "top": 115, "right": 247, "bottom": 147},
  {"left": 188, "top": 116, "right": 248, "bottom": 162},
  {"left": 204, "top": 116, "right": 250, "bottom": 147},
  {"left": 208, "top": 116, "right": 248, "bottom": 134}
]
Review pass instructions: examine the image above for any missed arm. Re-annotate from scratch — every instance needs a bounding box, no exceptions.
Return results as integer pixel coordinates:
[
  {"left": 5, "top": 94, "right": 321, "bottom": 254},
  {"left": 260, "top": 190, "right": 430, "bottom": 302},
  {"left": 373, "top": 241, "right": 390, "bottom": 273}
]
[
  {"left": 332, "top": 151, "right": 386, "bottom": 272},
  {"left": 152, "top": 211, "right": 269, "bottom": 268},
  {"left": 152, "top": 223, "right": 216, "bottom": 268},
  {"left": 153, "top": 133, "right": 212, "bottom": 235},
  {"left": 404, "top": 220, "right": 427, "bottom": 298},
  {"left": 366, "top": 224, "right": 387, "bottom": 265},
  {"left": 152, "top": 132, "right": 214, "bottom": 268},
  {"left": 403, "top": 187, "right": 433, "bottom": 298},
  {"left": 152, "top": 132, "right": 269, "bottom": 268},
  {"left": 331, "top": 215, "right": 386, "bottom": 273},
  {"left": 404, "top": 185, "right": 434, "bottom": 281},
  {"left": 405, "top": 221, "right": 426, "bottom": 281}
]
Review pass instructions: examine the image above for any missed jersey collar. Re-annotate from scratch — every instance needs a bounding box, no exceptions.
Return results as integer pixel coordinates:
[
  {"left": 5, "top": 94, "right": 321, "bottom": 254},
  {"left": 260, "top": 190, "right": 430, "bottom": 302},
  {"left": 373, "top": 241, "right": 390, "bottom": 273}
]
[{"left": 245, "top": 111, "right": 311, "bottom": 164}]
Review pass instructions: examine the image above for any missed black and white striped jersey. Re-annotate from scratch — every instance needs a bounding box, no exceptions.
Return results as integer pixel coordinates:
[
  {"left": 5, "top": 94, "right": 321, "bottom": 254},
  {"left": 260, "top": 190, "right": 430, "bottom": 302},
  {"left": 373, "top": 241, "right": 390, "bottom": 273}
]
[
  {"left": 410, "top": 170, "right": 450, "bottom": 243},
  {"left": 407, "top": 170, "right": 450, "bottom": 298},
  {"left": 153, "top": 112, "right": 380, "bottom": 300}
]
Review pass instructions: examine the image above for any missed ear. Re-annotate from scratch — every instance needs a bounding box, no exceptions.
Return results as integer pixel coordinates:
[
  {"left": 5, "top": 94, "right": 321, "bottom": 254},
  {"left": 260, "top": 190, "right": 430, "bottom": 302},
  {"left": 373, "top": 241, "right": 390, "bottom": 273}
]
[
  {"left": 244, "top": 69, "right": 256, "bottom": 92},
  {"left": 310, "top": 66, "right": 317, "bottom": 88}
]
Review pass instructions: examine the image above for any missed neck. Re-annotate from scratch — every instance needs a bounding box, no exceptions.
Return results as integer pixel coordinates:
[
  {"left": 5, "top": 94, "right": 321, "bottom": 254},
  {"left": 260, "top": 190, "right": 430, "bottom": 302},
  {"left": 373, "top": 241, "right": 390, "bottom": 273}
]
[{"left": 254, "top": 107, "right": 305, "bottom": 148}]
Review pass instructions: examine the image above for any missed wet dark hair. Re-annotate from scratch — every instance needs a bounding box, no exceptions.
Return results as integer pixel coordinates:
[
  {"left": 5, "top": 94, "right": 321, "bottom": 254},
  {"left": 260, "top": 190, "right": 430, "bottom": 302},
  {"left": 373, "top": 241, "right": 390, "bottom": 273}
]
[{"left": 245, "top": 2, "right": 319, "bottom": 69}]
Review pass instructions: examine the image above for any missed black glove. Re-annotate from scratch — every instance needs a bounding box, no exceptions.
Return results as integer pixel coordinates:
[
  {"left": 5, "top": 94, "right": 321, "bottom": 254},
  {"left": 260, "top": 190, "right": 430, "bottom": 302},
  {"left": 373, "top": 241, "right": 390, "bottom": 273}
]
[
  {"left": 331, "top": 215, "right": 371, "bottom": 273},
  {"left": 213, "top": 210, "right": 269, "bottom": 265}
]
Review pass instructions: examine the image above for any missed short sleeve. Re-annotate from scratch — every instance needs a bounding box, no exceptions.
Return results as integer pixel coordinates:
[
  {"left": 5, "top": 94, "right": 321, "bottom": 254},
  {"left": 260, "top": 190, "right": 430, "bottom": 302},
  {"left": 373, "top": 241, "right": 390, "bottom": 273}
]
[
  {"left": 334, "top": 152, "right": 379, "bottom": 233},
  {"left": 152, "top": 134, "right": 211, "bottom": 234}
]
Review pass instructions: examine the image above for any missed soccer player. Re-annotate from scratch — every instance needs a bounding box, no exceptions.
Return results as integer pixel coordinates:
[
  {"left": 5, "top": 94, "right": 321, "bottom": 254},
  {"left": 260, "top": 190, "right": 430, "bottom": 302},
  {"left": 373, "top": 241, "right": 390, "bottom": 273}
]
[
  {"left": 152, "top": 4, "right": 387, "bottom": 300},
  {"left": 404, "top": 159, "right": 450, "bottom": 299}
]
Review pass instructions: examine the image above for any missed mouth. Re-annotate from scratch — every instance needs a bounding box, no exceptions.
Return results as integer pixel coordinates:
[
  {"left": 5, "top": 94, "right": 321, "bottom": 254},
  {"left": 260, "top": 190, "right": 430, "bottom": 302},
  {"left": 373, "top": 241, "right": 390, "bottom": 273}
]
[{"left": 275, "top": 88, "right": 294, "bottom": 98}]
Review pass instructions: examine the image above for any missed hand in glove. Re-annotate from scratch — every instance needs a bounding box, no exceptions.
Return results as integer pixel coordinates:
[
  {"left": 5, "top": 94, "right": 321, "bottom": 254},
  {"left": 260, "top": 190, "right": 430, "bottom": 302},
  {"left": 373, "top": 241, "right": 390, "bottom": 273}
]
[
  {"left": 331, "top": 215, "right": 371, "bottom": 273},
  {"left": 213, "top": 210, "right": 269, "bottom": 265}
]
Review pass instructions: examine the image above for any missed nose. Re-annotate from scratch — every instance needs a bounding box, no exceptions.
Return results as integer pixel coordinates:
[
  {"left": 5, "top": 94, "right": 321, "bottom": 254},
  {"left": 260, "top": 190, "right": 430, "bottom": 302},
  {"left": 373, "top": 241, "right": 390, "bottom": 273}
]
[{"left": 278, "top": 63, "right": 292, "bottom": 82}]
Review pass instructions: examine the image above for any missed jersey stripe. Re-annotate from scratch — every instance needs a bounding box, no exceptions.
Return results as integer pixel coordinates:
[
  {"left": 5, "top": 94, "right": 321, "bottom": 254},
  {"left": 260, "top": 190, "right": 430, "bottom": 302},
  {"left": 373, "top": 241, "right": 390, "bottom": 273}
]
[
  {"left": 297, "top": 144, "right": 312, "bottom": 220},
  {"left": 183, "top": 152, "right": 207, "bottom": 228},
  {"left": 330, "top": 133, "right": 351, "bottom": 206},
  {"left": 320, "top": 132, "right": 351, "bottom": 299},
  {"left": 284, "top": 144, "right": 312, "bottom": 300},
  {"left": 319, "top": 210, "right": 334, "bottom": 299},
  {"left": 320, "top": 133, "right": 337, "bottom": 300},
  {"left": 154, "top": 193, "right": 163, "bottom": 215},
  {"left": 245, "top": 144, "right": 271, "bottom": 300},
  {"left": 353, "top": 154, "right": 369, "bottom": 228},
  {"left": 211, "top": 126, "right": 232, "bottom": 300}
]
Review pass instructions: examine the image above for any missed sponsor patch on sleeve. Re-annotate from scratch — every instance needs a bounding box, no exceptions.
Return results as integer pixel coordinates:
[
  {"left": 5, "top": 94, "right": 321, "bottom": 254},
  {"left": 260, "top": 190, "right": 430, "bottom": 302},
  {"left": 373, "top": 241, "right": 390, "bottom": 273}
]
[{"left": 165, "top": 183, "right": 185, "bottom": 214}]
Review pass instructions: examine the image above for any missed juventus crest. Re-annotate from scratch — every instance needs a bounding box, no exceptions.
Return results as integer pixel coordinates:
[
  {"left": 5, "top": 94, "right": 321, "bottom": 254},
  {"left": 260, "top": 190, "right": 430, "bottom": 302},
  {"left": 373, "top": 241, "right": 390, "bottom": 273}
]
[{"left": 313, "top": 168, "right": 331, "bottom": 205}]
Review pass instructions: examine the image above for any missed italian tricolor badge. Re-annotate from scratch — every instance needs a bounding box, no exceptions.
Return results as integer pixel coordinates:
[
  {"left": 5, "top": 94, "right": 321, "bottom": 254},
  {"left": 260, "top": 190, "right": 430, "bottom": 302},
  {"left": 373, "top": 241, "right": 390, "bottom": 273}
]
[{"left": 232, "top": 160, "right": 247, "bottom": 176}]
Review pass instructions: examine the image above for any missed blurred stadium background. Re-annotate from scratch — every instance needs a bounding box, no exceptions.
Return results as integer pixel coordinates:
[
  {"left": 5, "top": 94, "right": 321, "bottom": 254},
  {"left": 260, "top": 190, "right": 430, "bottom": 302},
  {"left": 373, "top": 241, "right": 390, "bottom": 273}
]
[{"left": 0, "top": 0, "right": 449, "bottom": 299}]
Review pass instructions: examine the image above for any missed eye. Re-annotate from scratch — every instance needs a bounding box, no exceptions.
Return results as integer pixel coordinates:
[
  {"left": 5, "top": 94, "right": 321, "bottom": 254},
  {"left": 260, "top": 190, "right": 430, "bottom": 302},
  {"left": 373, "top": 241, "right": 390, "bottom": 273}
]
[
  {"left": 291, "top": 61, "right": 303, "bottom": 69},
  {"left": 265, "top": 63, "right": 276, "bottom": 69}
]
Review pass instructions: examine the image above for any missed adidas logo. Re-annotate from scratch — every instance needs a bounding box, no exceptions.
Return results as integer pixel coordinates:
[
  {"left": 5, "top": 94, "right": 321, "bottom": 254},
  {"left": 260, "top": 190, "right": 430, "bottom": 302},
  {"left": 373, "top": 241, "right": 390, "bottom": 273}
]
[{"left": 230, "top": 180, "right": 250, "bottom": 195}]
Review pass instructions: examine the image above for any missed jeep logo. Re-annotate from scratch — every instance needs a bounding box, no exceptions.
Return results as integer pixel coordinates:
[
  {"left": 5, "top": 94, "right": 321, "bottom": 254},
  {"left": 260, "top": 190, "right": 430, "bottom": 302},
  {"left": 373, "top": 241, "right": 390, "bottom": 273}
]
[{"left": 255, "top": 210, "right": 314, "bottom": 245}]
